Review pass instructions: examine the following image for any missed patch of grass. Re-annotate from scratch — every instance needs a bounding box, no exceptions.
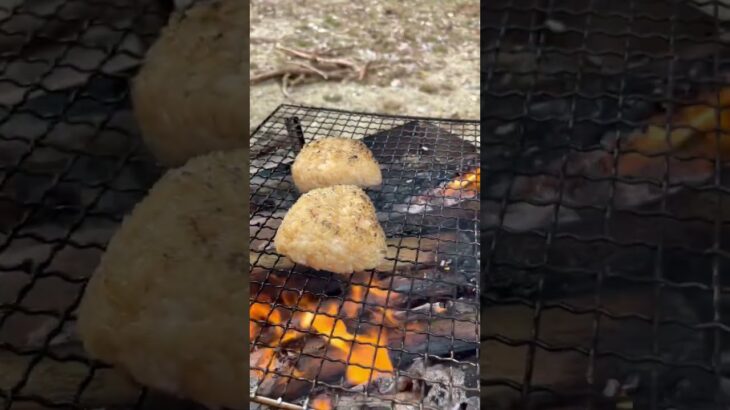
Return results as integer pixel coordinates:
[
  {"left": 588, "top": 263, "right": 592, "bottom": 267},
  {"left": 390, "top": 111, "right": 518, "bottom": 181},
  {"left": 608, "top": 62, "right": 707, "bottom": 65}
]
[
  {"left": 323, "top": 15, "right": 341, "bottom": 28},
  {"left": 419, "top": 81, "right": 440, "bottom": 94},
  {"left": 323, "top": 93, "right": 343, "bottom": 103},
  {"left": 433, "top": 44, "right": 449, "bottom": 54},
  {"left": 294, "top": 38, "right": 314, "bottom": 48}
]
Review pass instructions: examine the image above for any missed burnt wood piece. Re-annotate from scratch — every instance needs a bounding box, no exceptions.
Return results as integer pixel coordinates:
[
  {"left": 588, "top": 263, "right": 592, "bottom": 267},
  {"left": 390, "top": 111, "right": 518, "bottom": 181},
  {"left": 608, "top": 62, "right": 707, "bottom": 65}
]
[
  {"left": 250, "top": 336, "right": 348, "bottom": 401},
  {"left": 360, "top": 121, "right": 479, "bottom": 236},
  {"left": 389, "top": 312, "right": 479, "bottom": 370}
]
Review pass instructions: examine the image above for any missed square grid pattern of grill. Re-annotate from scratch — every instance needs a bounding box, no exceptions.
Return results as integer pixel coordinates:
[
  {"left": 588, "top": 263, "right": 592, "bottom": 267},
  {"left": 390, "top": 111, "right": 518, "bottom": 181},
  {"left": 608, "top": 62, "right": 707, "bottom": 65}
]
[
  {"left": 249, "top": 105, "right": 481, "bottom": 409},
  {"left": 0, "top": 1, "right": 218, "bottom": 409},
  {"left": 483, "top": 0, "right": 730, "bottom": 409}
]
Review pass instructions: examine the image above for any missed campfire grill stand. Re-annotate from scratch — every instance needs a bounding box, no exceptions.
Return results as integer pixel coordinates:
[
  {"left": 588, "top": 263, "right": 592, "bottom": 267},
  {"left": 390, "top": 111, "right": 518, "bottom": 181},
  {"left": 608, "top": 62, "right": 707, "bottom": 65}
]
[{"left": 249, "top": 106, "right": 481, "bottom": 409}]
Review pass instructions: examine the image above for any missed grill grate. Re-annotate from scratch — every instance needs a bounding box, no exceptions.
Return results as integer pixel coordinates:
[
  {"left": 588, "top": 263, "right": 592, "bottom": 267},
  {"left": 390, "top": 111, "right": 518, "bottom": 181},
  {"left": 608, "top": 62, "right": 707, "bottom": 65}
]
[
  {"left": 483, "top": 0, "right": 730, "bottom": 409},
  {"left": 0, "top": 1, "right": 216, "bottom": 409},
  {"left": 249, "top": 105, "right": 481, "bottom": 409}
]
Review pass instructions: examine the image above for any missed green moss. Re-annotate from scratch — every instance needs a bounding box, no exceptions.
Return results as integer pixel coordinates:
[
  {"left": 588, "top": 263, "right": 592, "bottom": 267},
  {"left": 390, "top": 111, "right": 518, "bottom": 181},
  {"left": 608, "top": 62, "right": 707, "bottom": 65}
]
[
  {"left": 293, "top": 38, "right": 313, "bottom": 48},
  {"left": 323, "top": 93, "right": 343, "bottom": 103},
  {"left": 419, "top": 82, "right": 440, "bottom": 94},
  {"left": 433, "top": 44, "right": 448, "bottom": 54},
  {"left": 323, "top": 15, "right": 341, "bottom": 28}
]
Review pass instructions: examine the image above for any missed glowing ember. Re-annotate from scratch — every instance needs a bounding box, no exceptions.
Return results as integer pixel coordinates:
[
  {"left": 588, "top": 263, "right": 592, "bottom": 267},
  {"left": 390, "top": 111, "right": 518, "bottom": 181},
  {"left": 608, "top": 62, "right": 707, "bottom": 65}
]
[
  {"left": 394, "top": 167, "right": 481, "bottom": 214},
  {"left": 250, "top": 273, "right": 411, "bottom": 387},
  {"left": 311, "top": 396, "right": 332, "bottom": 410},
  {"left": 623, "top": 87, "right": 730, "bottom": 156},
  {"left": 445, "top": 167, "right": 480, "bottom": 196}
]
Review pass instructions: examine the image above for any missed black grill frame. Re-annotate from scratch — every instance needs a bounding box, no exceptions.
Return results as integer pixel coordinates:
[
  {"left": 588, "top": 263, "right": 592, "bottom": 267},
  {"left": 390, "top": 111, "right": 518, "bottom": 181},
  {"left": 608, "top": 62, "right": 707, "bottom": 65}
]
[{"left": 249, "top": 105, "right": 481, "bottom": 409}]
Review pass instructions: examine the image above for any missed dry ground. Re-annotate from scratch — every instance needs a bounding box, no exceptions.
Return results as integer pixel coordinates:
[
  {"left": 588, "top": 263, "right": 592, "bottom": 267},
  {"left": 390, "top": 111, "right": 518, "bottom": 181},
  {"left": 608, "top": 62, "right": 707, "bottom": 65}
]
[{"left": 250, "top": 0, "right": 480, "bottom": 131}]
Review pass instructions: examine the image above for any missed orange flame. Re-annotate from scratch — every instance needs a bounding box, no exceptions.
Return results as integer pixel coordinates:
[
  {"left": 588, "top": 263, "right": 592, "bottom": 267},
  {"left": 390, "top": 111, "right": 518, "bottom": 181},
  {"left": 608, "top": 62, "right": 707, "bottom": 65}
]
[
  {"left": 624, "top": 87, "right": 730, "bottom": 156},
  {"left": 250, "top": 273, "right": 408, "bottom": 387},
  {"left": 443, "top": 168, "right": 480, "bottom": 198},
  {"left": 310, "top": 396, "right": 332, "bottom": 410}
]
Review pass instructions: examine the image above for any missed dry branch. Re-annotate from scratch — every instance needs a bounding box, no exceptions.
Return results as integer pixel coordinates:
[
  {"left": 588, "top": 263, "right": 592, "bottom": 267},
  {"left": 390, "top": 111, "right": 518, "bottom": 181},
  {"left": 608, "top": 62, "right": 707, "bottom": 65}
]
[{"left": 250, "top": 45, "right": 378, "bottom": 92}]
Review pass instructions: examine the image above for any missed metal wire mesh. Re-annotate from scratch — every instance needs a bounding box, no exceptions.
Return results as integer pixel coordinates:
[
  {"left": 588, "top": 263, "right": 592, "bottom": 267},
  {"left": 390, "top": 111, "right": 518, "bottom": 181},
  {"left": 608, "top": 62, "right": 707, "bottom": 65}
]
[
  {"left": 483, "top": 0, "right": 730, "bottom": 408},
  {"left": 249, "top": 105, "right": 481, "bottom": 409},
  {"left": 0, "top": 1, "right": 217, "bottom": 409}
]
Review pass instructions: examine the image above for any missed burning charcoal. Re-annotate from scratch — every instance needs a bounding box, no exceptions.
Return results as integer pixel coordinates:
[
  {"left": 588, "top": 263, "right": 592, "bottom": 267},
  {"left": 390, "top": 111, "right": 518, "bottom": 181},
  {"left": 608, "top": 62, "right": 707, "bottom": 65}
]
[
  {"left": 251, "top": 262, "right": 478, "bottom": 407},
  {"left": 251, "top": 338, "right": 348, "bottom": 401},
  {"left": 391, "top": 306, "right": 479, "bottom": 369},
  {"left": 372, "top": 373, "right": 398, "bottom": 395}
]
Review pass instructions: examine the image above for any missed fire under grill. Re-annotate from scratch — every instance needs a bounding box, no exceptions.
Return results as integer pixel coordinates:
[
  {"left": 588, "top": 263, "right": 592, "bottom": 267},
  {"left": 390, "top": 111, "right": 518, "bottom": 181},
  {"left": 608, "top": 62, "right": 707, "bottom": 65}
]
[
  {"left": 483, "top": 0, "right": 730, "bottom": 409},
  {"left": 249, "top": 106, "right": 481, "bottom": 409}
]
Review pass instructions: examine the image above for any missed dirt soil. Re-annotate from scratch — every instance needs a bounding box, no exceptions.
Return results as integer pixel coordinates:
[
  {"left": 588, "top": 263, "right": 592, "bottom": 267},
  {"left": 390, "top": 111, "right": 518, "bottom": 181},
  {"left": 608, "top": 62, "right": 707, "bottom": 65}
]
[{"left": 249, "top": 0, "right": 480, "bottom": 132}]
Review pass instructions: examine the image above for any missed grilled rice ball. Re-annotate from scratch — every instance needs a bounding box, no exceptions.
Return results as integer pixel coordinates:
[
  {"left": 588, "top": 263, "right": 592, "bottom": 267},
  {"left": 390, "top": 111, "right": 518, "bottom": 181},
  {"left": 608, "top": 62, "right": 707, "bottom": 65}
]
[
  {"left": 76, "top": 150, "right": 247, "bottom": 410},
  {"left": 132, "top": 0, "right": 246, "bottom": 167},
  {"left": 291, "top": 138, "right": 382, "bottom": 193},
  {"left": 274, "top": 185, "right": 387, "bottom": 274}
]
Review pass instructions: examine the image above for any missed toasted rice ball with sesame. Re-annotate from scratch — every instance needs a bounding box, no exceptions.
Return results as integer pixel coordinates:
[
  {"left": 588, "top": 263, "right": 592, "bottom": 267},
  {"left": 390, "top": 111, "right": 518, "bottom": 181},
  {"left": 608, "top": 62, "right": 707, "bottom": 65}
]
[
  {"left": 291, "top": 138, "right": 382, "bottom": 193},
  {"left": 274, "top": 185, "right": 387, "bottom": 274},
  {"left": 132, "top": 0, "right": 247, "bottom": 167},
  {"left": 76, "top": 150, "right": 247, "bottom": 410}
]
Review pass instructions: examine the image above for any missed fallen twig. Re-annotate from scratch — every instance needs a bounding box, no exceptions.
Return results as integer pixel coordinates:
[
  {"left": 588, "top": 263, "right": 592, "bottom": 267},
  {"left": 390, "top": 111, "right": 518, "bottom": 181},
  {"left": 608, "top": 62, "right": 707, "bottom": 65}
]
[
  {"left": 281, "top": 72, "right": 291, "bottom": 98},
  {"left": 358, "top": 61, "right": 370, "bottom": 81},
  {"left": 292, "top": 61, "right": 329, "bottom": 79},
  {"left": 275, "top": 45, "right": 359, "bottom": 69},
  {"left": 250, "top": 67, "right": 318, "bottom": 84},
  {"left": 250, "top": 45, "right": 378, "bottom": 95}
]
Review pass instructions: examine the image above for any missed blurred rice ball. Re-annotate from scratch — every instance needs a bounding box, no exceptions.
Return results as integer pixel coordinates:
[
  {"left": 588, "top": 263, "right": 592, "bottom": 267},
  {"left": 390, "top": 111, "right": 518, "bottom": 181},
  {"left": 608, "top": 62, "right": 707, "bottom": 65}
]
[{"left": 132, "top": 0, "right": 247, "bottom": 167}]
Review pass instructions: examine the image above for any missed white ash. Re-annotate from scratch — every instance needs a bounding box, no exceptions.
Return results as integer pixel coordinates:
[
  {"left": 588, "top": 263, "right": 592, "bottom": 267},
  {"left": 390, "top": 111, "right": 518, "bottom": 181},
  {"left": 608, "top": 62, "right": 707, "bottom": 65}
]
[
  {"left": 603, "top": 378, "right": 621, "bottom": 398},
  {"left": 494, "top": 122, "right": 517, "bottom": 136},
  {"left": 394, "top": 301, "right": 449, "bottom": 319},
  {"left": 404, "top": 358, "right": 475, "bottom": 410},
  {"left": 544, "top": 19, "right": 567, "bottom": 33}
]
